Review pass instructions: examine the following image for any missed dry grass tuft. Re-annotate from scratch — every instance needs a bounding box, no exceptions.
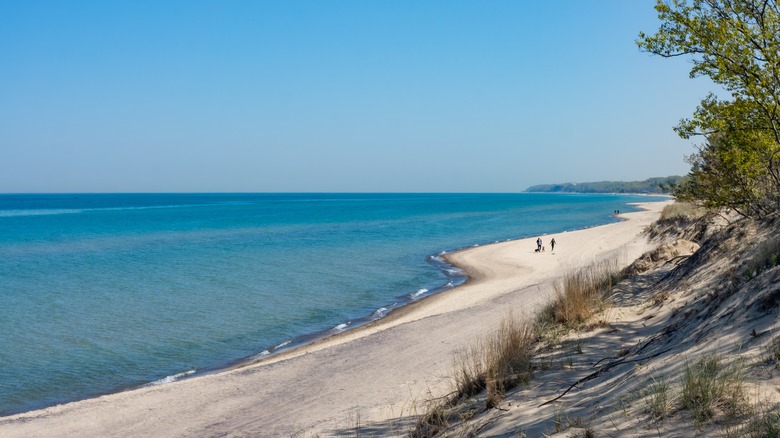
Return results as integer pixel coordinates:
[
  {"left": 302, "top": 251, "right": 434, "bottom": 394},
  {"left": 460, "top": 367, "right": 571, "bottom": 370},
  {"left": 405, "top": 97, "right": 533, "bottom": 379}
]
[
  {"left": 411, "top": 314, "right": 536, "bottom": 436},
  {"left": 659, "top": 202, "right": 708, "bottom": 221},
  {"left": 482, "top": 316, "right": 535, "bottom": 408},
  {"left": 647, "top": 201, "right": 711, "bottom": 241},
  {"left": 541, "top": 258, "right": 622, "bottom": 327},
  {"left": 452, "top": 314, "right": 535, "bottom": 408},
  {"left": 451, "top": 344, "right": 485, "bottom": 401}
]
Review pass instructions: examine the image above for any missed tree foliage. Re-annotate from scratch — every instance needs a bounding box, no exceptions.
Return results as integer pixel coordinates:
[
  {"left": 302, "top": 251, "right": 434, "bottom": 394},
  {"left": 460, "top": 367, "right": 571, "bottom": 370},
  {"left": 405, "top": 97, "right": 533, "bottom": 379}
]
[
  {"left": 677, "top": 130, "right": 780, "bottom": 216},
  {"left": 638, "top": 0, "right": 780, "bottom": 217}
]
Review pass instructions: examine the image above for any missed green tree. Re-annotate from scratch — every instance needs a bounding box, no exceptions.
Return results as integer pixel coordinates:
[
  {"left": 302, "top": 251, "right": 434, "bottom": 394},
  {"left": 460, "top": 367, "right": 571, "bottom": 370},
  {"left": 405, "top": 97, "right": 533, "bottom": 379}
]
[
  {"left": 676, "top": 129, "right": 779, "bottom": 216},
  {"left": 638, "top": 0, "right": 780, "bottom": 217}
]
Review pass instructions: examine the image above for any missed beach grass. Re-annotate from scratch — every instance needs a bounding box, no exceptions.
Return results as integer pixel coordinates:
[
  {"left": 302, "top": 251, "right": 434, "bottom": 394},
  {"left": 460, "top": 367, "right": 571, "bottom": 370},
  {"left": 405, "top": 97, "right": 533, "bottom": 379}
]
[
  {"left": 483, "top": 314, "right": 535, "bottom": 408},
  {"left": 658, "top": 201, "right": 707, "bottom": 221},
  {"left": 644, "top": 375, "right": 671, "bottom": 420},
  {"left": 450, "top": 312, "right": 535, "bottom": 407},
  {"left": 681, "top": 355, "right": 746, "bottom": 425},
  {"left": 540, "top": 257, "right": 622, "bottom": 327},
  {"left": 413, "top": 258, "right": 623, "bottom": 435},
  {"left": 647, "top": 201, "right": 710, "bottom": 241},
  {"left": 745, "top": 234, "right": 780, "bottom": 280},
  {"left": 411, "top": 312, "right": 536, "bottom": 436}
]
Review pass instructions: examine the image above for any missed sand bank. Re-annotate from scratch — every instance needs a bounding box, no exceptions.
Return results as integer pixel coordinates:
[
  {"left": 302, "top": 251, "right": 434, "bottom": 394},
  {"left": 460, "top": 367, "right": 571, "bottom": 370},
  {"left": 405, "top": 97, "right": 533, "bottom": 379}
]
[{"left": 0, "top": 200, "right": 670, "bottom": 437}]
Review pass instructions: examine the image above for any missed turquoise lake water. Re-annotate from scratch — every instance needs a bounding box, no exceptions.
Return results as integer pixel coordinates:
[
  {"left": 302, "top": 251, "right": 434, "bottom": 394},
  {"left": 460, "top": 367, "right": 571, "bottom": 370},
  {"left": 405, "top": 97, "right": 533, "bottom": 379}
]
[{"left": 0, "top": 192, "right": 658, "bottom": 415}]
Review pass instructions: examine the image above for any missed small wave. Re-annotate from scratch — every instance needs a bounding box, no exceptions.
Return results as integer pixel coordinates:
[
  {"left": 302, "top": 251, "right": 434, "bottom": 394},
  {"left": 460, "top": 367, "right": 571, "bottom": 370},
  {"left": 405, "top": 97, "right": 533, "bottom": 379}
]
[
  {"left": 149, "top": 369, "right": 196, "bottom": 386},
  {"left": 373, "top": 307, "right": 389, "bottom": 318},
  {"left": 411, "top": 288, "right": 428, "bottom": 299},
  {"left": 249, "top": 350, "right": 271, "bottom": 361},
  {"left": 333, "top": 322, "right": 351, "bottom": 332},
  {"left": 446, "top": 281, "right": 454, "bottom": 287},
  {"left": 445, "top": 268, "right": 462, "bottom": 275},
  {"left": 0, "top": 202, "right": 237, "bottom": 219},
  {"left": 275, "top": 340, "right": 292, "bottom": 350},
  {"left": 0, "top": 209, "right": 82, "bottom": 218}
]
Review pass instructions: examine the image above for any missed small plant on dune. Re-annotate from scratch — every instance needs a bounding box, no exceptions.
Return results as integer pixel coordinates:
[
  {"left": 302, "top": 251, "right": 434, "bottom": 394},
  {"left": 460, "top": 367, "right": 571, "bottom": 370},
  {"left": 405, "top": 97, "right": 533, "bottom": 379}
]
[
  {"left": 644, "top": 375, "right": 671, "bottom": 420},
  {"left": 745, "top": 405, "right": 780, "bottom": 438},
  {"left": 745, "top": 236, "right": 780, "bottom": 280},
  {"left": 681, "top": 355, "right": 719, "bottom": 423},
  {"left": 410, "top": 403, "right": 450, "bottom": 438},
  {"left": 772, "top": 336, "right": 780, "bottom": 365},
  {"left": 722, "top": 398, "right": 780, "bottom": 438},
  {"left": 551, "top": 409, "right": 570, "bottom": 434},
  {"left": 681, "top": 355, "right": 746, "bottom": 425}
]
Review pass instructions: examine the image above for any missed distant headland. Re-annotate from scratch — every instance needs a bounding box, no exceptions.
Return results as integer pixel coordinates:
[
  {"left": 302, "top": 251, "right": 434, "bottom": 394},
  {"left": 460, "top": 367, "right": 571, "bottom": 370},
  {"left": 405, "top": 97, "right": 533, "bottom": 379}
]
[{"left": 525, "top": 175, "right": 684, "bottom": 194}]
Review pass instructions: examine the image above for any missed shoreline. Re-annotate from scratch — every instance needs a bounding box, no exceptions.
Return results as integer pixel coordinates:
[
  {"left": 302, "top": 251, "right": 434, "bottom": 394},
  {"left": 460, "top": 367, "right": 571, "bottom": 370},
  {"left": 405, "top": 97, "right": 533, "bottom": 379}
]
[
  {"left": 212, "top": 202, "right": 643, "bottom": 373},
  {"left": 0, "top": 200, "right": 671, "bottom": 437},
  {"left": 231, "top": 201, "right": 649, "bottom": 370},
  {"left": 0, "top": 195, "right": 640, "bottom": 417}
]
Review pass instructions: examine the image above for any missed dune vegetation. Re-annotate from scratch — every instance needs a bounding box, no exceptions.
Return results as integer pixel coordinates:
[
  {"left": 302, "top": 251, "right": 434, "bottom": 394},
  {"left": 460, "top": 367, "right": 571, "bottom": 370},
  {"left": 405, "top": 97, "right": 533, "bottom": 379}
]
[{"left": 411, "top": 196, "right": 780, "bottom": 436}]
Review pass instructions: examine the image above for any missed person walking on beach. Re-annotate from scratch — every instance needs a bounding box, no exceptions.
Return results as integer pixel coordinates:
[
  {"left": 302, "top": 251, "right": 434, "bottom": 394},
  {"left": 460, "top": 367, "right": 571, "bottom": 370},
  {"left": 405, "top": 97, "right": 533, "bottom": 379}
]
[
  {"left": 550, "top": 237, "right": 556, "bottom": 252},
  {"left": 536, "top": 237, "right": 542, "bottom": 252}
]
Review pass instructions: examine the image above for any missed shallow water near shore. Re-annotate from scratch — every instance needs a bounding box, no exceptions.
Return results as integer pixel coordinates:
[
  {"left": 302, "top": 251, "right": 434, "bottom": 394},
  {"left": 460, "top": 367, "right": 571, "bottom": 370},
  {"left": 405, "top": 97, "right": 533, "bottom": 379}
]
[{"left": 0, "top": 192, "right": 655, "bottom": 415}]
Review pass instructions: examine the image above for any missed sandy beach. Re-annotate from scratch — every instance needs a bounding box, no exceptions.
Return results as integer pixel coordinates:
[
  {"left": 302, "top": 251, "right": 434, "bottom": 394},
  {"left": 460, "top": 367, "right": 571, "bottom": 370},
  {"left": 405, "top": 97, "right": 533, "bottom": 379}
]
[{"left": 0, "top": 200, "right": 670, "bottom": 437}]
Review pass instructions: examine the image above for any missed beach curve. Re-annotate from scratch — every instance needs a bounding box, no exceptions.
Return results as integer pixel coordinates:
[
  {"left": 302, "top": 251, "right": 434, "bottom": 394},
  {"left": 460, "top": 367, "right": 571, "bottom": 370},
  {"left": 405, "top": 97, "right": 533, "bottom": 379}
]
[{"left": 0, "top": 200, "right": 671, "bottom": 437}]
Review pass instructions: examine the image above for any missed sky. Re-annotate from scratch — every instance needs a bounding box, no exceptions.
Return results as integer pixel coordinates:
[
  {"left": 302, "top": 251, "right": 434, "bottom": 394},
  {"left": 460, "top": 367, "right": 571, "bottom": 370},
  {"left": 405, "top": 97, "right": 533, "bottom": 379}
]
[{"left": 0, "top": 1, "right": 719, "bottom": 193}]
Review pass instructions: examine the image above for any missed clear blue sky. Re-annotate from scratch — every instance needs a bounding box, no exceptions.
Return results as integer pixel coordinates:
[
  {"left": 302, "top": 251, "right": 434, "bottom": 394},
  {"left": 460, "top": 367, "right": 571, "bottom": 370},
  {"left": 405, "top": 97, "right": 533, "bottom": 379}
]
[{"left": 0, "top": 1, "right": 716, "bottom": 193}]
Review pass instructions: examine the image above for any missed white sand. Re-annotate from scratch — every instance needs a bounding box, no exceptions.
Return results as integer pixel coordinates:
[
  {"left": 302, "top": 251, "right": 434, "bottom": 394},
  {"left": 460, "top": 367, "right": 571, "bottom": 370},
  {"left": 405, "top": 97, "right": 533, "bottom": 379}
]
[{"left": 0, "top": 200, "right": 670, "bottom": 437}]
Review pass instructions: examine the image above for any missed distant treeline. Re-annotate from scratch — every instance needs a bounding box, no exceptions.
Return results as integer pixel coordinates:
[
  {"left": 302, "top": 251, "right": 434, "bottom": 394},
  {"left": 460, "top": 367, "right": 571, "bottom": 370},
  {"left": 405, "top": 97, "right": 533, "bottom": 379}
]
[{"left": 525, "top": 176, "right": 684, "bottom": 194}]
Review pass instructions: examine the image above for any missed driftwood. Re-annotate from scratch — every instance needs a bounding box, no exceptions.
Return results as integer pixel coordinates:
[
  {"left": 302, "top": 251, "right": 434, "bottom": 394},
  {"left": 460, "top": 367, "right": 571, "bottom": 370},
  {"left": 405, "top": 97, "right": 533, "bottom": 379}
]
[{"left": 538, "top": 347, "right": 674, "bottom": 407}]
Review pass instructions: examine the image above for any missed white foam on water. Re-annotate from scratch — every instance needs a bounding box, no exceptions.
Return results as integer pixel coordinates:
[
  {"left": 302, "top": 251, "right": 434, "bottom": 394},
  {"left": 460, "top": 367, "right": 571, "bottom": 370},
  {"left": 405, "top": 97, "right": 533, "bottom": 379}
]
[
  {"left": 248, "top": 350, "right": 271, "bottom": 362},
  {"left": 411, "top": 288, "right": 428, "bottom": 299},
  {"left": 149, "top": 369, "right": 196, "bottom": 386},
  {"left": 275, "top": 340, "right": 292, "bottom": 350},
  {"left": 333, "top": 322, "right": 351, "bottom": 332},
  {"left": 0, "top": 209, "right": 82, "bottom": 217}
]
